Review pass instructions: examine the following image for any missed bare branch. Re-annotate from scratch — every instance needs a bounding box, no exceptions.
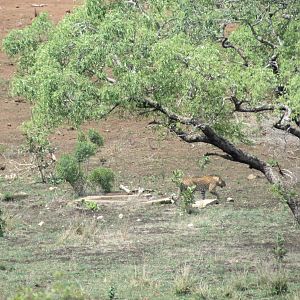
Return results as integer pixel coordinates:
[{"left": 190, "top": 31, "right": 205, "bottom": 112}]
[
  {"left": 204, "top": 152, "right": 235, "bottom": 161},
  {"left": 169, "top": 124, "right": 209, "bottom": 143},
  {"left": 142, "top": 97, "right": 203, "bottom": 127},
  {"left": 274, "top": 123, "right": 300, "bottom": 139}
]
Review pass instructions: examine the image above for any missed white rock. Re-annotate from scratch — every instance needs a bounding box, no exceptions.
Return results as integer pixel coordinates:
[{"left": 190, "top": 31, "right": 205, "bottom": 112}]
[
  {"left": 118, "top": 213, "right": 124, "bottom": 219},
  {"left": 187, "top": 223, "right": 194, "bottom": 227},
  {"left": 136, "top": 218, "right": 142, "bottom": 222},
  {"left": 38, "top": 221, "right": 44, "bottom": 226},
  {"left": 49, "top": 187, "right": 57, "bottom": 191},
  {"left": 97, "top": 215, "right": 104, "bottom": 220},
  {"left": 226, "top": 197, "right": 234, "bottom": 202},
  {"left": 247, "top": 174, "right": 257, "bottom": 180},
  {"left": 192, "top": 199, "right": 219, "bottom": 208}
]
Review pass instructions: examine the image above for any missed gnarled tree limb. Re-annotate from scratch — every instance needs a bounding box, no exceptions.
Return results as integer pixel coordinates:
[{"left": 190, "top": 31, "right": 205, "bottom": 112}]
[{"left": 142, "top": 97, "right": 300, "bottom": 223}]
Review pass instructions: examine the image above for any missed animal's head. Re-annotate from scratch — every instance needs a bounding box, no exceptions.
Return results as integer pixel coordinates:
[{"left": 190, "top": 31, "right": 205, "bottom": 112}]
[{"left": 215, "top": 176, "right": 226, "bottom": 187}]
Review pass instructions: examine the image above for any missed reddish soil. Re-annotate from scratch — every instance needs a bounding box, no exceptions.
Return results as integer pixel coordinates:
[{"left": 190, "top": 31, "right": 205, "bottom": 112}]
[
  {"left": 0, "top": 0, "right": 81, "bottom": 147},
  {"left": 0, "top": 1, "right": 299, "bottom": 209}
]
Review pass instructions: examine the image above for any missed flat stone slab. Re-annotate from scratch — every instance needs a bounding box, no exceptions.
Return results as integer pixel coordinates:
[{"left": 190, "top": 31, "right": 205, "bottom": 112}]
[
  {"left": 74, "top": 193, "right": 170, "bottom": 207},
  {"left": 192, "top": 199, "right": 219, "bottom": 208}
]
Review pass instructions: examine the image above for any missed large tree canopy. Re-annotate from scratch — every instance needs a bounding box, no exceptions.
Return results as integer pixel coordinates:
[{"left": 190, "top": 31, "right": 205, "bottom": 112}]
[{"left": 3, "top": 0, "right": 300, "bottom": 222}]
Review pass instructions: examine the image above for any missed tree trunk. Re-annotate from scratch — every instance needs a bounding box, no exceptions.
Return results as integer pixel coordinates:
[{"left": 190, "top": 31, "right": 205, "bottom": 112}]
[
  {"left": 142, "top": 97, "right": 300, "bottom": 223},
  {"left": 201, "top": 125, "right": 300, "bottom": 224}
]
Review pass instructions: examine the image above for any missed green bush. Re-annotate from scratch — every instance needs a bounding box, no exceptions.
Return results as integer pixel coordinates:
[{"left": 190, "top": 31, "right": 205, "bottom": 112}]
[
  {"left": 180, "top": 186, "right": 196, "bottom": 214},
  {"left": 0, "top": 208, "right": 5, "bottom": 237},
  {"left": 74, "top": 141, "right": 97, "bottom": 163},
  {"left": 89, "top": 167, "right": 115, "bottom": 193},
  {"left": 88, "top": 129, "right": 104, "bottom": 147},
  {"left": 56, "top": 154, "right": 86, "bottom": 196},
  {"left": 56, "top": 154, "right": 83, "bottom": 185},
  {"left": 2, "top": 192, "right": 14, "bottom": 202}
]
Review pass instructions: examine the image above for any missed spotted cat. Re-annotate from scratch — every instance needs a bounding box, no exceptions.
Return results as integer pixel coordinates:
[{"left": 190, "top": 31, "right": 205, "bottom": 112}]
[{"left": 180, "top": 175, "right": 226, "bottom": 200}]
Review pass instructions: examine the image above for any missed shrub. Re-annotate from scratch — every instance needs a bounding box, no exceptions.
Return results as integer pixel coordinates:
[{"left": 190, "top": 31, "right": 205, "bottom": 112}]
[
  {"left": 2, "top": 192, "right": 14, "bottom": 202},
  {"left": 56, "top": 154, "right": 83, "bottom": 185},
  {"left": 173, "top": 266, "right": 195, "bottom": 296},
  {"left": 180, "top": 186, "right": 196, "bottom": 214},
  {"left": 89, "top": 167, "right": 115, "bottom": 193},
  {"left": 82, "top": 200, "right": 99, "bottom": 211},
  {"left": 88, "top": 128, "right": 104, "bottom": 147},
  {"left": 272, "top": 234, "right": 288, "bottom": 264},
  {"left": 171, "top": 169, "right": 196, "bottom": 213},
  {"left": 0, "top": 208, "right": 5, "bottom": 237},
  {"left": 56, "top": 154, "right": 85, "bottom": 196},
  {"left": 269, "top": 275, "right": 288, "bottom": 296},
  {"left": 74, "top": 141, "right": 97, "bottom": 163}
]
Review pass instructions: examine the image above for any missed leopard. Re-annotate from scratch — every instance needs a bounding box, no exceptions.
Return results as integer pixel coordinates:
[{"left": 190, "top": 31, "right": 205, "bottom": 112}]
[{"left": 179, "top": 175, "right": 226, "bottom": 200}]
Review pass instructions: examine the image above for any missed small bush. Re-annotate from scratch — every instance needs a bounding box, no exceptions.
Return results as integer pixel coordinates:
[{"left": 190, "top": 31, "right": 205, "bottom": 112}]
[
  {"left": 88, "top": 128, "right": 104, "bottom": 147},
  {"left": 2, "top": 192, "right": 14, "bottom": 202},
  {"left": 82, "top": 200, "right": 99, "bottom": 211},
  {"left": 272, "top": 234, "right": 288, "bottom": 263},
  {"left": 270, "top": 275, "right": 288, "bottom": 295},
  {"left": 173, "top": 266, "right": 195, "bottom": 296},
  {"left": 89, "top": 167, "right": 115, "bottom": 193},
  {"left": 74, "top": 141, "right": 97, "bottom": 163},
  {"left": 56, "top": 154, "right": 83, "bottom": 185},
  {"left": 0, "top": 208, "right": 6, "bottom": 237},
  {"left": 56, "top": 154, "right": 85, "bottom": 195},
  {"left": 180, "top": 186, "right": 196, "bottom": 214},
  {"left": 77, "top": 131, "right": 87, "bottom": 142},
  {"left": 108, "top": 286, "right": 117, "bottom": 300}
]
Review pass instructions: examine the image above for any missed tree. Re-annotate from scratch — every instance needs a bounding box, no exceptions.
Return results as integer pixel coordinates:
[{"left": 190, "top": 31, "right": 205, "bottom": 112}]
[{"left": 3, "top": 0, "right": 300, "bottom": 222}]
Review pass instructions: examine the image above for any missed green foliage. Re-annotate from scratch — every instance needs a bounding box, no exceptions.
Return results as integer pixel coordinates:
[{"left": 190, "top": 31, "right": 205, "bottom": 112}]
[
  {"left": 2, "top": 13, "right": 52, "bottom": 57},
  {"left": 267, "top": 159, "right": 279, "bottom": 167},
  {"left": 269, "top": 275, "right": 288, "bottom": 296},
  {"left": 88, "top": 128, "right": 104, "bottom": 147},
  {"left": 171, "top": 169, "right": 184, "bottom": 186},
  {"left": 4, "top": 0, "right": 300, "bottom": 145},
  {"left": 82, "top": 200, "right": 99, "bottom": 211},
  {"left": 108, "top": 286, "right": 117, "bottom": 300},
  {"left": 272, "top": 234, "right": 288, "bottom": 264},
  {"left": 171, "top": 169, "right": 196, "bottom": 213},
  {"left": 74, "top": 141, "right": 97, "bottom": 163},
  {"left": 56, "top": 130, "right": 112, "bottom": 196},
  {"left": 180, "top": 186, "right": 196, "bottom": 214},
  {"left": 271, "top": 184, "right": 298, "bottom": 204},
  {"left": 56, "top": 154, "right": 83, "bottom": 185},
  {"left": 23, "top": 124, "right": 57, "bottom": 183},
  {"left": 0, "top": 208, "right": 6, "bottom": 237},
  {"left": 198, "top": 155, "right": 211, "bottom": 171},
  {"left": 2, "top": 192, "right": 14, "bottom": 202},
  {"left": 89, "top": 167, "right": 115, "bottom": 193}
]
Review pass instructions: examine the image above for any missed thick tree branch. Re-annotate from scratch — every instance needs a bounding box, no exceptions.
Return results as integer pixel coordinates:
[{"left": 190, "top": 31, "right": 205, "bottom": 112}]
[
  {"left": 169, "top": 124, "right": 209, "bottom": 143},
  {"left": 232, "top": 97, "right": 300, "bottom": 138},
  {"left": 141, "top": 97, "right": 300, "bottom": 223},
  {"left": 222, "top": 37, "right": 249, "bottom": 67}
]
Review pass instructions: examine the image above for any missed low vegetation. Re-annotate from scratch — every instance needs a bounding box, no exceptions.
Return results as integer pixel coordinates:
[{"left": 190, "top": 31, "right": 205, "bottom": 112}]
[
  {"left": 0, "top": 176, "right": 299, "bottom": 299},
  {"left": 56, "top": 130, "right": 115, "bottom": 196}
]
